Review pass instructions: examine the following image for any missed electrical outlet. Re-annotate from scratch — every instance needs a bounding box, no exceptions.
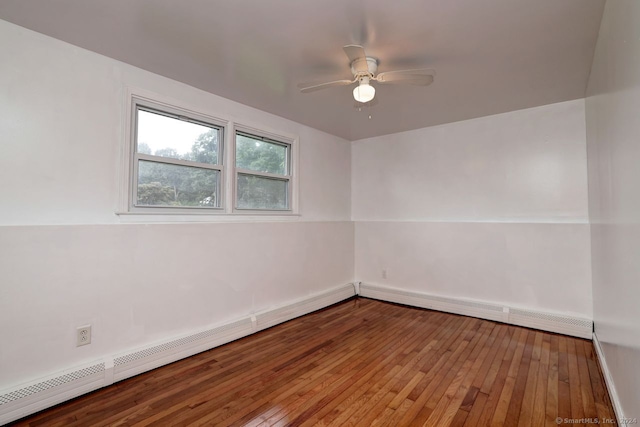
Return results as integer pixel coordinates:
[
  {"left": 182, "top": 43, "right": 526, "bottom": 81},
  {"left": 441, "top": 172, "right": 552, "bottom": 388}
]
[
  {"left": 76, "top": 325, "right": 91, "bottom": 347},
  {"left": 382, "top": 269, "right": 387, "bottom": 279}
]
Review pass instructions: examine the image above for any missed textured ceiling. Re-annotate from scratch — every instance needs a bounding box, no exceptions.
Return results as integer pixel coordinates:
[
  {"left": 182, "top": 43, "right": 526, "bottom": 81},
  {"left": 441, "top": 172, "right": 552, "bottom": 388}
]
[{"left": 0, "top": 0, "right": 605, "bottom": 140}]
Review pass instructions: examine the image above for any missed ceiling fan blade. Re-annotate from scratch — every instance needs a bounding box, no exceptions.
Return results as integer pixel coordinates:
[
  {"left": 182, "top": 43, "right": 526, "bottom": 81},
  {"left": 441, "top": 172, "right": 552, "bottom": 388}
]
[
  {"left": 377, "top": 75, "right": 434, "bottom": 86},
  {"left": 298, "top": 79, "right": 355, "bottom": 93},
  {"left": 377, "top": 68, "right": 436, "bottom": 77},
  {"left": 376, "top": 69, "right": 435, "bottom": 86},
  {"left": 376, "top": 68, "right": 436, "bottom": 84},
  {"left": 343, "top": 45, "right": 369, "bottom": 73}
]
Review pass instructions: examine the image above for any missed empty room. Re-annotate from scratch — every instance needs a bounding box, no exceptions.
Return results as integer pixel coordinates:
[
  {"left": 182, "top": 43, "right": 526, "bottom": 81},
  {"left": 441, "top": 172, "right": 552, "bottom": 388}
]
[{"left": 0, "top": 0, "right": 638, "bottom": 425}]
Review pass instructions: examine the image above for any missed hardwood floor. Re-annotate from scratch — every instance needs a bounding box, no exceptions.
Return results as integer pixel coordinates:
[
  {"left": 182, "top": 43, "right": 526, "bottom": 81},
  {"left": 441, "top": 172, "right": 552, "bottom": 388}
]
[{"left": 11, "top": 298, "right": 616, "bottom": 426}]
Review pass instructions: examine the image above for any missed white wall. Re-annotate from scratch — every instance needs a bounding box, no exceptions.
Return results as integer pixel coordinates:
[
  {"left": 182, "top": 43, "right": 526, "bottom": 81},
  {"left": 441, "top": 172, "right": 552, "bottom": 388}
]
[
  {"left": 0, "top": 22, "right": 351, "bottom": 225},
  {"left": 353, "top": 100, "right": 592, "bottom": 316},
  {"left": 585, "top": 0, "right": 640, "bottom": 418},
  {"left": 0, "top": 20, "right": 353, "bottom": 387}
]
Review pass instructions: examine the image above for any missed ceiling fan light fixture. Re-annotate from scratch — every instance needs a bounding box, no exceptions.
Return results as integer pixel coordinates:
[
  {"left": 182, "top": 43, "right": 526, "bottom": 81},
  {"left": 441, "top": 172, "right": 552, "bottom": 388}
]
[
  {"left": 298, "top": 45, "right": 434, "bottom": 106},
  {"left": 353, "top": 77, "right": 375, "bottom": 103}
]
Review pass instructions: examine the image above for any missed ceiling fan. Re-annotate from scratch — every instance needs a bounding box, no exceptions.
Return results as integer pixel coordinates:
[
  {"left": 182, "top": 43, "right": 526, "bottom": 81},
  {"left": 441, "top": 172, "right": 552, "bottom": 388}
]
[{"left": 298, "top": 45, "right": 435, "bottom": 103}]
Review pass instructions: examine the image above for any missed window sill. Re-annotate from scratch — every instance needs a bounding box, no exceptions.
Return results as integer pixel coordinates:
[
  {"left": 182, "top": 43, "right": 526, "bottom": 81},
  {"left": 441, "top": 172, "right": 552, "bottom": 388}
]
[{"left": 115, "top": 211, "right": 301, "bottom": 223}]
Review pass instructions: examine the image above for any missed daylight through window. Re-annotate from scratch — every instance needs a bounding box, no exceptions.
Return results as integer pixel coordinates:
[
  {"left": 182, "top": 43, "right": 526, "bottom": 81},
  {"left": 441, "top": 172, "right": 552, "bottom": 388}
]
[
  {"left": 133, "top": 106, "right": 223, "bottom": 209},
  {"left": 235, "top": 131, "right": 291, "bottom": 210}
]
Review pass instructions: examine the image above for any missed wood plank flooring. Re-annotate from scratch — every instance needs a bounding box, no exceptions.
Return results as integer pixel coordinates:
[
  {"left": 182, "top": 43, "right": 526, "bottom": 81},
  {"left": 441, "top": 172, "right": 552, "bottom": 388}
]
[{"left": 11, "top": 298, "right": 616, "bottom": 426}]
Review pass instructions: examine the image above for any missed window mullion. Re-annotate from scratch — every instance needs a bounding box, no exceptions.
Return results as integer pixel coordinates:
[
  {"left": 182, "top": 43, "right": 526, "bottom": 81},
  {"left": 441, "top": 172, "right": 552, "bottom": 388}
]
[
  {"left": 235, "top": 168, "right": 290, "bottom": 181},
  {"left": 136, "top": 153, "right": 222, "bottom": 171},
  {"left": 225, "top": 121, "right": 235, "bottom": 213}
]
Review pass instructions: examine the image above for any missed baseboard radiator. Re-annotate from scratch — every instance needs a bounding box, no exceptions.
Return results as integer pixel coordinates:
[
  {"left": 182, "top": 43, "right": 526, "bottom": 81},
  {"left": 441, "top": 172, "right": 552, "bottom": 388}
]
[
  {"left": 358, "top": 283, "right": 593, "bottom": 339},
  {"left": 0, "top": 282, "right": 593, "bottom": 424},
  {"left": 0, "top": 283, "right": 356, "bottom": 425}
]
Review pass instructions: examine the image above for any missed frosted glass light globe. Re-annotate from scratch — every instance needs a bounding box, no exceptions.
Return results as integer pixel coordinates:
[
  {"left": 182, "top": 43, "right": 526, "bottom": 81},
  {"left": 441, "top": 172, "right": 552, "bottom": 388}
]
[{"left": 353, "top": 81, "right": 376, "bottom": 103}]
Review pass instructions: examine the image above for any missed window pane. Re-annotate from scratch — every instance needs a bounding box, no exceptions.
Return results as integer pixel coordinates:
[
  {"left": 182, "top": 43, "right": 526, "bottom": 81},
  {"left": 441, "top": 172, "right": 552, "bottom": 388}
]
[
  {"left": 137, "top": 160, "right": 219, "bottom": 208},
  {"left": 235, "top": 133, "right": 287, "bottom": 175},
  {"left": 237, "top": 174, "right": 288, "bottom": 210},
  {"left": 137, "top": 109, "right": 220, "bottom": 165}
]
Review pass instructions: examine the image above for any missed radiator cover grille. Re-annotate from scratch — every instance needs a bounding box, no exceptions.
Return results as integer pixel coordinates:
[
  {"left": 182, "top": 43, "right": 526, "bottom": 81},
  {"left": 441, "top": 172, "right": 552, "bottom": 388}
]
[
  {"left": 0, "top": 363, "right": 104, "bottom": 405},
  {"left": 114, "top": 318, "right": 251, "bottom": 366}
]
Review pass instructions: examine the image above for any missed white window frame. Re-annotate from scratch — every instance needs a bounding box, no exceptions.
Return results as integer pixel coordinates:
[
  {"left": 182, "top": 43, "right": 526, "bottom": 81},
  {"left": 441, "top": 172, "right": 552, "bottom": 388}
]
[
  {"left": 233, "top": 127, "right": 296, "bottom": 213},
  {"left": 131, "top": 101, "right": 225, "bottom": 213},
  {"left": 118, "top": 88, "right": 299, "bottom": 220}
]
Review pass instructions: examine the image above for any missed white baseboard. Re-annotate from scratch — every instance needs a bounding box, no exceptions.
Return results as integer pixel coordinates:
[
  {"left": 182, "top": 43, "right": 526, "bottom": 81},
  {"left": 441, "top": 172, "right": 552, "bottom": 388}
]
[
  {"left": 255, "top": 284, "right": 356, "bottom": 331},
  {"left": 592, "top": 332, "right": 624, "bottom": 424},
  {"left": 358, "top": 283, "right": 593, "bottom": 339},
  {"left": 0, "top": 283, "right": 356, "bottom": 425},
  {"left": 112, "top": 317, "right": 255, "bottom": 383}
]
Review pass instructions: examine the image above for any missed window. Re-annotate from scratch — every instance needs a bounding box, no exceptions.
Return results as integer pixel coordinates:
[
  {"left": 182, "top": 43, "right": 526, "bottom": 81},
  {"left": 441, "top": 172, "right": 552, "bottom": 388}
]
[
  {"left": 122, "top": 91, "right": 298, "bottom": 218},
  {"left": 132, "top": 102, "right": 224, "bottom": 210},
  {"left": 235, "top": 131, "right": 292, "bottom": 211}
]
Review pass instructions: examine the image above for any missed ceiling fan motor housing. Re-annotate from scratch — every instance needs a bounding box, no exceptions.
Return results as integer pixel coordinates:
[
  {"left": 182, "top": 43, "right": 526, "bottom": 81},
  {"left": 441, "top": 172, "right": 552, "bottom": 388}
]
[{"left": 351, "top": 57, "right": 378, "bottom": 77}]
